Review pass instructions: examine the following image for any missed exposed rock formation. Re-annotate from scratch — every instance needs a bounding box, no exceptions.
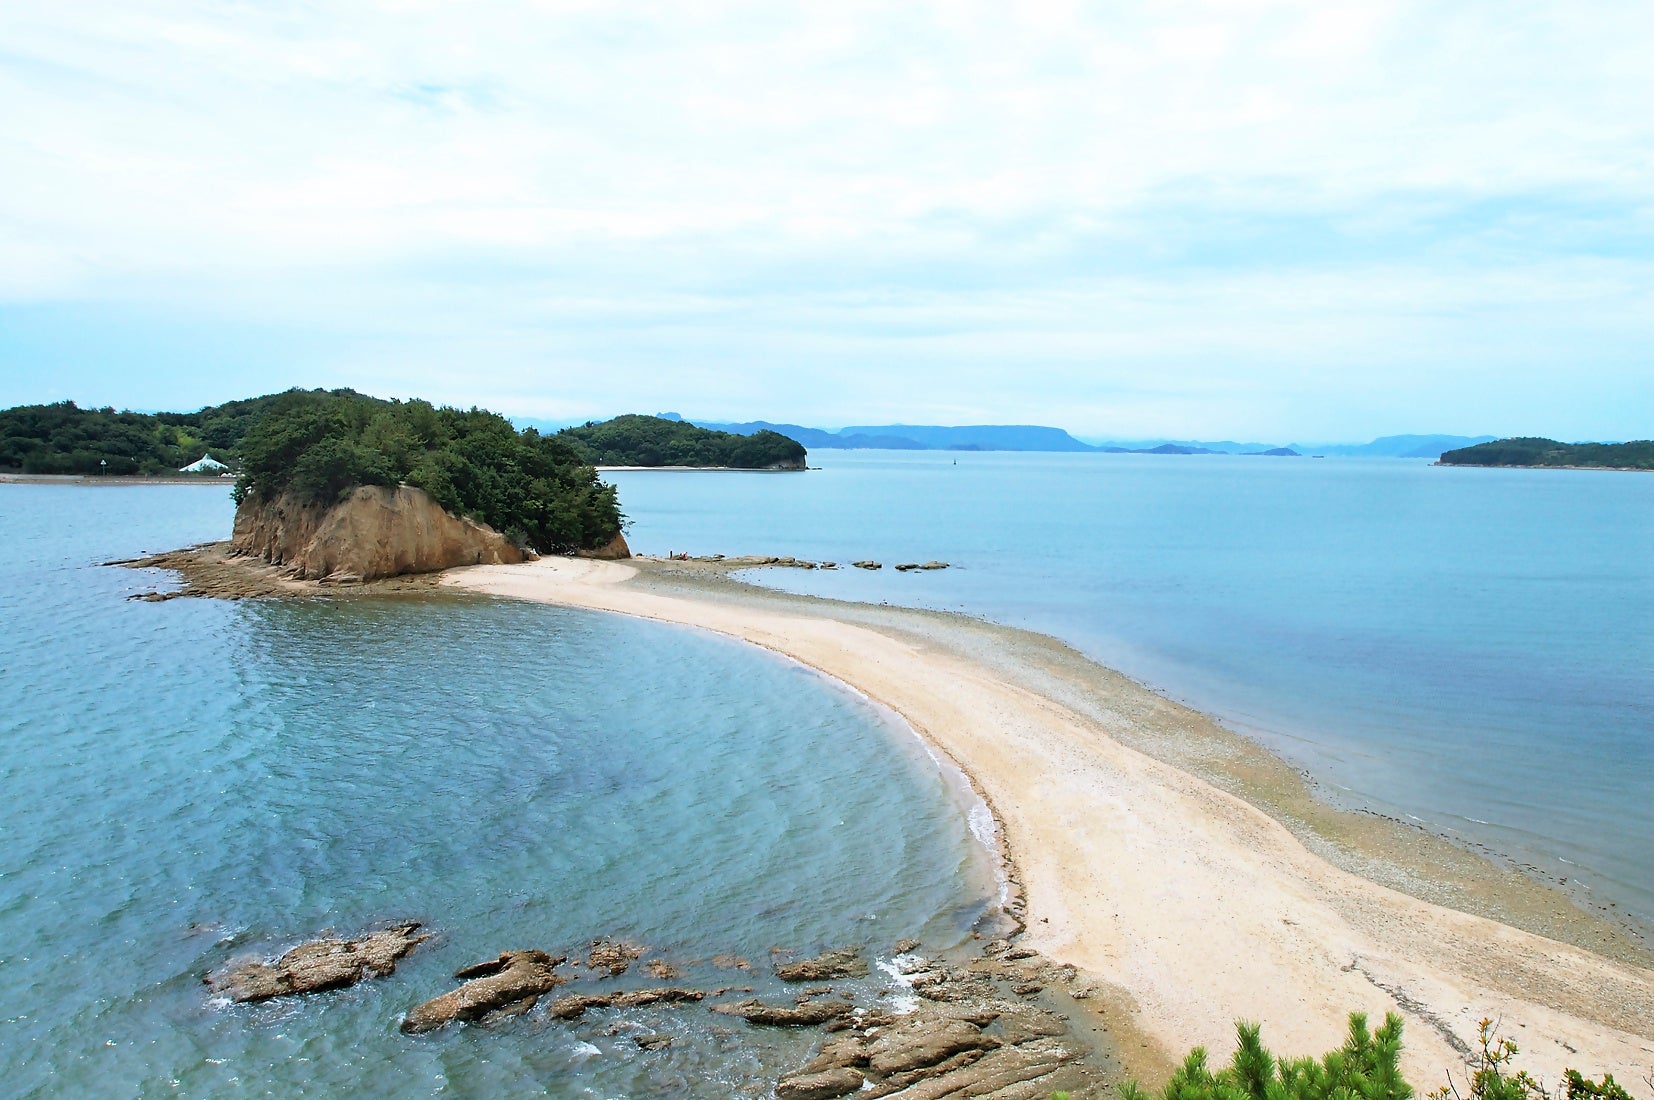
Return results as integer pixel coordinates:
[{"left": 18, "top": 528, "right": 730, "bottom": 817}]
[
  {"left": 644, "top": 959, "right": 680, "bottom": 980},
  {"left": 770, "top": 947, "right": 1107, "bottom": 1098},
  {"left": 710, "top": 997, "right": 853, "bottom": 1026},
  {"left": 400, "top": 950, "right": 568, "bottom": 1033},
  {"left": 548, "top": 987, "right": 706, "bottom": 1019},
  {"left": 776, "top": 1066, "right": 869, "bottom": 1100},
  {"left": 585, "top": 939, "right": 646, "bottom": 976},
  {"left": 205, "top": 923, "right": 428, "bottom": 1003},
  {"left": 373, "top": 930, "right": 1108, "bottom": 1095},
  {"left": 575, "top": 531, "right": 632, "bottom": 560},
  {"left": 710, "top": 954, "right": 752, "bottom": 970},
  {"left": 232, "top": 484, "right": 526, "bottom": 583},
  {"left": 775, "top": 947, "right": 869, "bottom": 982}
]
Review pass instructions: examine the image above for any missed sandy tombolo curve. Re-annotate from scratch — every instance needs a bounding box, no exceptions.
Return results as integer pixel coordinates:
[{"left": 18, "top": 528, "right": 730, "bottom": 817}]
[{"left": 445, "top": 556, "right": 1654, "bottom": 1087}]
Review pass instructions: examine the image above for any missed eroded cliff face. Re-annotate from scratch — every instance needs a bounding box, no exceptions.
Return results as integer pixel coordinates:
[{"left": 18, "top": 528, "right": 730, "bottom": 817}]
[
  {"left": 232, "top": 484, "right": 528, "bottom": 582},
  {"left": 576, "top": 531, "right": 632, "bottom": 560}
]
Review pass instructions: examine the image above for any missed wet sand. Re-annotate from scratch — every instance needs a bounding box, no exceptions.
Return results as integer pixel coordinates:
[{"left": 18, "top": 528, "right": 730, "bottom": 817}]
[{"left": 445, "top": 555, "right": 1654, "bottom": 1089}]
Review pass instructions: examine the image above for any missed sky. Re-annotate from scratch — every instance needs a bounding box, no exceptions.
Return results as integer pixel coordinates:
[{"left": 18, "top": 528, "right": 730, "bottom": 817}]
[{"left": 2, "top": 1, "right": 1650, "bottom": 442}]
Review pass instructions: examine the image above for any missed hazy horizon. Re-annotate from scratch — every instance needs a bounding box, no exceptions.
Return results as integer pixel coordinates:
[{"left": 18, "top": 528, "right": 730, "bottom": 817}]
[{"left": 3, "top": 3, "right": 1650, "bottom": 441}]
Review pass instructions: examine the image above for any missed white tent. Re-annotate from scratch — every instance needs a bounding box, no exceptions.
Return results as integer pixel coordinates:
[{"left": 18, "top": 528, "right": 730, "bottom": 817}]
[{"left": 179, "top": 453, "right": 229, "bottom": 473}]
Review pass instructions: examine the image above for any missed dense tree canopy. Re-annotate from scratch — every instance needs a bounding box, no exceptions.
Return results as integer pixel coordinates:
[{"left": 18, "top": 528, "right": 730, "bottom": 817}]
[
  {"left": 235, "top": 390, "right": 623, "bottom": 553},
  {"left": 0, "top": 399, "right": 254, "bottom": 475},
  {"left": 557, "top": 414, "right": 806, "bottom": 469},
  {"left": 0, "top": 391, "right": 352, "bottom": 475},
  {"left": 1439, "top": 437, "right": 1654, "bottom": 469}
]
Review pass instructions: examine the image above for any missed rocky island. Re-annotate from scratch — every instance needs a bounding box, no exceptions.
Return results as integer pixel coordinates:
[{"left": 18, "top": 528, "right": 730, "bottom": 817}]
[{"left": 222, "top": 389, "right": 630, "bottom": 581}]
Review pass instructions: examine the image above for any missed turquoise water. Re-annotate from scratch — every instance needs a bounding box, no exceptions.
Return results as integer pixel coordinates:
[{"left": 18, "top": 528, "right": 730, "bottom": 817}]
[
  {"left": 0, "top": 486, "right": 998, "bottom": 1098},
  {"left": 608, "top": 452, "right": 1654, "bottom": 933}
]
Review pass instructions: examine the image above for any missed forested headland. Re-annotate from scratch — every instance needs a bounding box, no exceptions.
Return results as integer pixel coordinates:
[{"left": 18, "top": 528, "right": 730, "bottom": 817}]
[
  {"left": 1, "top": 390, "right": 629, "bottom": 554},
  {"left": 232, "top": 390, "right": 623, "bottom": 554},
  {"left": 557, "top": 414, "right": 807, "bottom": 469},
  {"left": 0, "top": 395, "right": 281, "bottom": 475},
  {"left": 1438, "top": 437, "right": 1654, "bottom": 470}
]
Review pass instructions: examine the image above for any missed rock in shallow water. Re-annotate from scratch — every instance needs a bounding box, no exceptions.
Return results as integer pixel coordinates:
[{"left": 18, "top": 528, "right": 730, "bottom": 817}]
[
  {"left": 775, "top": 946, "right": 869, "bottom": 982},
  {"left": 585, "top": 939, "right": 645, "bottom": 976},
  {"left": 773, "top": 944, "right": 1107, "bottom": 1099},
  {"left": 775, "top": 1066, "right": 867, "bottom": 1099},
  {"left": 710, "top": 998, "right": 853, "bottom": 1026},
  {"left": 548, "top": 987, "right": 706, "bottom": 1020},
  {"left": 205, "top": 922, "right": 429, "bottom": 1003},
  {"left": 400, "top": 950, "right": 568, "bottom": 1033}
]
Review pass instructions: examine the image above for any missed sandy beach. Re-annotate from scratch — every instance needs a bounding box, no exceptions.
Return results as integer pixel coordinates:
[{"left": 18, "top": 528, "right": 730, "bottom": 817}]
[{"left": 445, "top": 555, "right": 1654, "bottom": 1089}]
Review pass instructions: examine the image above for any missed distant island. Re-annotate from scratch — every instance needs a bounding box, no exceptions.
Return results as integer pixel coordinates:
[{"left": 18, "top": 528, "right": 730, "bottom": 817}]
[
  {"left": 0, "top": 399, "right": 808, "bottom": 478},
  {"left": 0, "top": 395, "right": 281, "bottom": 475},
  {"left": 1437, "top": 437, "right": 1654, "bottom": 470},
  {"left": 541, "top": 416, "right": 1491, "bottom": 460},
  {"left": 688, "top": 419, "right": 1100, "bottom": 452},
  {"left": 556, "top": 414, "right": 806, "bottom": 470}
]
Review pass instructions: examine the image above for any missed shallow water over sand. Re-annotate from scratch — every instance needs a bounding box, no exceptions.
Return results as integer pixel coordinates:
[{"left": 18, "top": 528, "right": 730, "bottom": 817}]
[
  {"left": 608, "top": 451, "right": 1654, "bottom": 934},
  {"left": 0, "top": 486, "right": 997, "bottom": 1097}
]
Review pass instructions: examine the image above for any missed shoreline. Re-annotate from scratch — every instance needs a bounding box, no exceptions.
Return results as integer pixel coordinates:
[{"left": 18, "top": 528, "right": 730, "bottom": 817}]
[
  {"left": 1432, "top": 462, "right": 1654, "bottom": 473},
  {"left": 593, "top": 464, "right": 810, "bottom": 472},
  {"left": 1, "top": 472, "right": 235, "bottom": 486},
  {"left": 442, "top": 555, "right": 1654, "bottom": 1088}
]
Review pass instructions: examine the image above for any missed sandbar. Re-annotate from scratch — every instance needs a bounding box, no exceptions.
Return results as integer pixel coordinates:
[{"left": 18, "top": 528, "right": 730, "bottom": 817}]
[{"left": 444, "top": 556, "right": 1654, "bottom": 1088}]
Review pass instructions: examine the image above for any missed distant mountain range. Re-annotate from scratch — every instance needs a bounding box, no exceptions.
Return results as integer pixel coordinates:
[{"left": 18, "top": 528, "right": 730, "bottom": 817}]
[
  {"left": 513, "top": 414, "right": 1496, "bottom": 461},
  {"left": 688, "top": 420, "right": 1495, "bottom": 460},
  {"left": 1291, "top": 434, "right": 1500, "bottom": 458},
  {"left": 695, "top": 420, "right": 1098, "bottom": 452}
]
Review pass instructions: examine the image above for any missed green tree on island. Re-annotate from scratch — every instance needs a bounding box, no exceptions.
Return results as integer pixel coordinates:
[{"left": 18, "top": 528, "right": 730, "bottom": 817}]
[
  {"left": 234, "top": 389, "right": 624, "bottom": 554},
  {"left": 556, "top": 413, "right": 806, "bottom": 469},
  {"left": 1438, "top": 438, "right": 1654, "bottom": 470}
]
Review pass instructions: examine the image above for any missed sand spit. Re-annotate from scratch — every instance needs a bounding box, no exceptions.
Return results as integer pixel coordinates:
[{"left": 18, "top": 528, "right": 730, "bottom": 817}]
[{"left": 444, "top": 556, "right": 1654, "bottom": 1089}]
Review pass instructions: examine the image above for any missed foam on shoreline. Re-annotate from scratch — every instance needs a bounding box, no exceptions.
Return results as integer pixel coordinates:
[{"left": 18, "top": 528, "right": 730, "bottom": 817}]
[{"left": 444, "top": 555, "right": 1654, "bottom": 1088}]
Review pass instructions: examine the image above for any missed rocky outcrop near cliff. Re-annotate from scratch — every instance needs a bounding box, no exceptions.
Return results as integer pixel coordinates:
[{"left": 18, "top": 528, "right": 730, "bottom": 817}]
[
  {"left": 231, "top": 484, "right": 528, "bottom": 583},
  {"left": 575, "top": 531, "right": 632, "bottom": 560}
]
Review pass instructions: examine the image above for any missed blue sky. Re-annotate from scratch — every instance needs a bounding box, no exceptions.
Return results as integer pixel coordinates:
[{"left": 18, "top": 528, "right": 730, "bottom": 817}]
[{"left": 2, "top": 2, "right": 1650, "bottom": 441}]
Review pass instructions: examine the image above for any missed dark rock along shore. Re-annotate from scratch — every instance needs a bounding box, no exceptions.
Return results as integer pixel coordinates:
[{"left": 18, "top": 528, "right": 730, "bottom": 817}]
[{"left": 207, "top": 928, "right": 1113, "bottom": 1097}]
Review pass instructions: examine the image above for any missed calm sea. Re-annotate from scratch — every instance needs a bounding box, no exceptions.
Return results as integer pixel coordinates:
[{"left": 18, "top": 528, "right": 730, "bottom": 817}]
[
  {"left": 608, "top": 451, "right": 1654, "bottom": 933},
  {"left": 0, "top": 485, "right": 998, "bottom": 1098}
]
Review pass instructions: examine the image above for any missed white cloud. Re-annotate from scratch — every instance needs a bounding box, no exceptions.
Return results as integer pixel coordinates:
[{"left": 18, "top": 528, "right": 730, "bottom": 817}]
[{"left": 1, "top": 1, "right": 1651, "bottom": 437}]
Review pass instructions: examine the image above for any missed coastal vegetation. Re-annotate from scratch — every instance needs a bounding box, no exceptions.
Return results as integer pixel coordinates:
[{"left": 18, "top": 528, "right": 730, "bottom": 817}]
[
  {"left": 0, "top": 388, "right": 629, "bottom": 552},
  {"left": 0, "top": 396, "right": 810, "bottom": 482},
  {"left": 556, "top": 413, "right": 807, "bottom": 469},
  {"left": 0, "top": 396, "right": 282, "bottom": 474},
  {"left": 1120, "top": 1016, "right": 1639, "bottom": 1100},
  {"left": 235, "top": 389, "right": 622, "bottom": 554},
  {"left": 1438, "top": 438, "right": 1654, "bottom": 470}
]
